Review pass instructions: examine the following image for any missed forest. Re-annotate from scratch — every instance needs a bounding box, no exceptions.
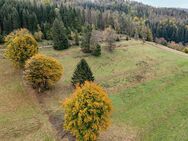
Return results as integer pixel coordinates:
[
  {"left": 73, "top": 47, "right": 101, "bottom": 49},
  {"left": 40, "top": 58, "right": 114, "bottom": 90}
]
[{"left": 0, "top": 0, "right": 188, "bottom": 44}]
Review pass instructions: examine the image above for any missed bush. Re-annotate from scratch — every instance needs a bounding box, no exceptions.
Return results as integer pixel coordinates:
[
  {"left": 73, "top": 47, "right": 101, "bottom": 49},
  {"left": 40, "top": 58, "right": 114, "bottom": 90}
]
[
  {"left": 92, "top": 44, "right": 101, "bottom": 56},
  {"left": 184, "top": 47, "right": 188, "bottom": 53},
  {"left": 62, "top": 81, "right": 112, "bottom": 141},
  {"left": 155, "top": 37, "right": 168, "bottom": 46},
  {"left": 126, "top": 36, "right": 129, "bottom": 41},
  {"left": 71, "top": 59, "right": 94, "bottom": 87},
  {"left": 24, "top": 54, "right": 63, "bottom": 92},
  {"left": 34, "top": 31, "right": 44, "bottom": 42},
  {"left": 5, "top": 29, "right": 38, "bottom": 67}
]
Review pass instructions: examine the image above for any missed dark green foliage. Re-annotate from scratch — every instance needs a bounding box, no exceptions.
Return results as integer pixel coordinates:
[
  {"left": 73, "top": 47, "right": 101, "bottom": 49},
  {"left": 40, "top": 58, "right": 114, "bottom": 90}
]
[
  {"left": 75, "top": 31, "right": 79, "bottom": 45},
  {"left": 0, "top": 0, "right": 83, "bottom": 38},
  {"left": 52, "top": 18, "right": 69, "bottom": 50},
  {"left": 0, "top": 35, "right": 4, "bottom": 44},
  {"left": 116, "top": 37, "right": 120, "bottom": 42},
  {"left": 71, "top": 59, "right": 94, "bottom": 86},
  {"left": 81, "top": 25, "right": 92, "bottom": 53},
  {"left": 92, "top": 44, "right": 101, "bottom": 57}
]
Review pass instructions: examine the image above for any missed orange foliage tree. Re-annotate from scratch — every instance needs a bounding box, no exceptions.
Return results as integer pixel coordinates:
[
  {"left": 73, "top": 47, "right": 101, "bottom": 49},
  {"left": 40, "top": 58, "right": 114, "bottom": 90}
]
[{"left": 62, "top": 81, "right": 112, "bottom": 141}]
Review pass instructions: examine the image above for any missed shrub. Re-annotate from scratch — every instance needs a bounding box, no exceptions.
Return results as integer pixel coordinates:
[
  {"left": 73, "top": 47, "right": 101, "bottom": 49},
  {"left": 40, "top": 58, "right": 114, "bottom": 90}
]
[
  {"left": 62, "top": 81, "right": 112, "bottom": 141},
  {"left": 92, "top": 44, "right": 101, "bottom": 57},
  {"left": 24, "top": 54, "right": 63, "bottom": 92},
  {"left": 71, "top": 59, "right": 94, "bottom": 87},
  {"left": 5, "top": 30, "right": 38, "bottom": 67},
  {"left": 167, "top": 41, "right": 183, "bottom": 51},
  {"left": 34, "top": 31, "right": 44, "bottom": 42},
  {"left": 155, "top": 37, "right": 168, "bottom": 46},
  {"left": 184, "top": 47, "right": 188, "bottom": 53}
]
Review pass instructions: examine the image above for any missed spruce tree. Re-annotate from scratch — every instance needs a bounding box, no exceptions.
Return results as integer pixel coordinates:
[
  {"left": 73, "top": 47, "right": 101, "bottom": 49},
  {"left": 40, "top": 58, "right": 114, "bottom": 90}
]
[
  {"left": 80, "top": 25, "right": 92, "bottom": 53},
  {"left": 71, "top": 59, "right": 94, "bottom": 86},
  {"left": 75, "top": 31, "right": 79, "bottom": 45},
  {"left": 52, "top": 18, "right": 69, "bottom": 50},
  {"left": 92, "top": 44, "right": 101, "bottom": 56}
]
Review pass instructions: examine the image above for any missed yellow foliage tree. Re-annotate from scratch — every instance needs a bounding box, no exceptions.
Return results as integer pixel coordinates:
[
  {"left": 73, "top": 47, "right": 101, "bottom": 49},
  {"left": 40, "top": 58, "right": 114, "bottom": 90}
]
[
  {"left": 5, "top": 28, "right": 30, "bottom": 45},
  {"left": 24, "top": 54, "right": 63, "bottom": 92},
  {"left": 62, "top": 81, "right": 112, "bottom": 141},
  {"left": 5, "top": 29, "right": 38, "bottom": 67}
]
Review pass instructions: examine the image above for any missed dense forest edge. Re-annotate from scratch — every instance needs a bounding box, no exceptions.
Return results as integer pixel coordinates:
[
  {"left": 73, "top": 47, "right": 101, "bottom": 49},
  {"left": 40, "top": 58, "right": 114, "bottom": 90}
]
[{"left": 0, "top": 0, "right": 188, "bottom": 48}]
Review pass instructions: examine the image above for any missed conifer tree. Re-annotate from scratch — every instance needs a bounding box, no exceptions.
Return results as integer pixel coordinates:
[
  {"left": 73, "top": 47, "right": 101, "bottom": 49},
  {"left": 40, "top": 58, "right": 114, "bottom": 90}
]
[
  {"left": 80, "top": 25, "right": 92, "bottom": 53},
  {"left": 92, "top": 44, "right": 101, "bottom": 56},
  {"left": 52, "top": 18, "right": 69, "bottom": 50},
  {"left": 71, "top": 59, "right": 94, "bottom": 86},
  {"left": 75, "top": 31, "right": 79, "bottom": 45}
]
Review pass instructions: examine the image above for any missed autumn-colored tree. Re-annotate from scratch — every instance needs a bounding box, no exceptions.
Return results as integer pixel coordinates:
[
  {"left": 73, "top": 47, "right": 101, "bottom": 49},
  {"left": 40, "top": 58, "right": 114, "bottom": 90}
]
[
  {"left": 34, "top": 31, "right": 44, "bottom": 42},
  {"left": 71, "top": 59, "right": 94, "bottom": 87},
  {"left": 104, "top": 26, "right": 116, "bottom": 52},
  {"left": 5, "top": 28, "right": 30, "bottom": 45},
  {"left": 5, "top": 29, "right": 38, "bottom": 68},
  {"left": 183, "top": 47, "right": 188, "bottom": 53},
  {"left": 62, "top": 81, "right": 112, "bottom": 141},
  {"left": 24, "top": 54, "right": 63, "bottom": 92}
]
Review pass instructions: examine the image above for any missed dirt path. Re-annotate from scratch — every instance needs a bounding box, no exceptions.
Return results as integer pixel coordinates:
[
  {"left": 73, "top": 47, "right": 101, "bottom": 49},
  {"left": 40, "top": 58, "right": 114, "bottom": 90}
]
[{"left": 147, "top": 42, "right": 188, "bottom": 57}]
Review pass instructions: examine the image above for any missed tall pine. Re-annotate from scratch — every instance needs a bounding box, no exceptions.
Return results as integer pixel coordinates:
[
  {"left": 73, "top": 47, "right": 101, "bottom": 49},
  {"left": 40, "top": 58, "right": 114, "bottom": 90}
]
[
  {"left": 72, "top": 59, "right": 94, "bottom": 87},
  {"left": 81, "top": 25, "right": 92, "bottom": 53},
  {"left": 52, "top": 18, "right": 69, "bottom": 50}
]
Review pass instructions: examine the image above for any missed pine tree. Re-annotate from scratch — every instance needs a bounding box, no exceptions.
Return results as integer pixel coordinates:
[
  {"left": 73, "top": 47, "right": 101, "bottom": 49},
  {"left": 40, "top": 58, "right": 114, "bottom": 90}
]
[
  {"left": 81, "top": 25, "right": 92, "bottom": 53},
  {"left": 92, "top": 44, "right": 101, "bottom": 56},
  {"left": 71, "top": 59, "right": 94, "bottom": 86},
  {"left": 52, "top": 18, "right": 69, "bottom": 50},
  {"left": 75, "top": 31, "right": 79, "bottom": 45}
]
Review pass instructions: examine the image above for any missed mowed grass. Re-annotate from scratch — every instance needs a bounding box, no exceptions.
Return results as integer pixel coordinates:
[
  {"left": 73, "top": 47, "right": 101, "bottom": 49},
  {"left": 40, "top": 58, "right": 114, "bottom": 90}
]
[
  {"left": 40, "top": 40, "right": 188, "bottom": 141},
  {"left": 0, "top": 53, "right": 56, "bottom": 140}
]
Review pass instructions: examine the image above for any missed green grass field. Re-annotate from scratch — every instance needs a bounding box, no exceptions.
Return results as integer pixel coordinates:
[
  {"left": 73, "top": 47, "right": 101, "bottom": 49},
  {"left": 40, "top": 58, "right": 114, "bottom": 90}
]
[{"left": 0, "top": 39, "right": 188, "bottom": 140}]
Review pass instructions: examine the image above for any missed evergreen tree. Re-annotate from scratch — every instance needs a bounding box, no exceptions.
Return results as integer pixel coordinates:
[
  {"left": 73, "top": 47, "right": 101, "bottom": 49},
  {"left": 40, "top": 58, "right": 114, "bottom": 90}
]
[
  {"left": 81, "top": 25, "right": 92, "bottom": 53},
  {"left": 71, "top": 59, "right": 94, "bottom": 86},
  {"left": 92, "top": 44, "right": 101, "bottom": 56},
  {"left": 75, "top": 31, "right": 79, "bottom": 45},
  {"left": 52, "top": 18, "right": 69, "bottom": 50}
]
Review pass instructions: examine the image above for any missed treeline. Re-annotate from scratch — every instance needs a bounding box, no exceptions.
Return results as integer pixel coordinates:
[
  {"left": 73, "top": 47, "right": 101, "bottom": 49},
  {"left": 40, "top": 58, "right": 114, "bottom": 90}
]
[
  {"left": 78, "top": 1, "right": 188, "bottom": 43},
  {"left": 0, "top": 0, "right": 188, "bottom": 44}
]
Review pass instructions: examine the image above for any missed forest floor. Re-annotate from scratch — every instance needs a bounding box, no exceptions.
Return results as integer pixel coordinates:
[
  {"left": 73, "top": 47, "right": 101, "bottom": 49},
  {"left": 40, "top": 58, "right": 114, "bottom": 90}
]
[{"left": 0, "top": 39, "right": 188, "bottom": 141}]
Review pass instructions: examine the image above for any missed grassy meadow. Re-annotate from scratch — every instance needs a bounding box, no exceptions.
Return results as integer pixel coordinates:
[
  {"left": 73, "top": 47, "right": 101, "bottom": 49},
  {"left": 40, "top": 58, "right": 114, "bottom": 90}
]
[{"left": 0, "top": 39, "right": 188, "bottom": 140}]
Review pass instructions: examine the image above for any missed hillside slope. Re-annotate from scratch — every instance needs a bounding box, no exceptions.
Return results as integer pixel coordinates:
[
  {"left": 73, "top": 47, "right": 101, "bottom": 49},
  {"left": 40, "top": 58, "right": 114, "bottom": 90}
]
[
  {"left": 0, "top": 55, "right": 56, "bottom": 140},
  {"left": 0, "top": 40, "right": 188, "bottom": 141},
  {"left": 38, "top": 40, "right": 188, "bottom": 141}
]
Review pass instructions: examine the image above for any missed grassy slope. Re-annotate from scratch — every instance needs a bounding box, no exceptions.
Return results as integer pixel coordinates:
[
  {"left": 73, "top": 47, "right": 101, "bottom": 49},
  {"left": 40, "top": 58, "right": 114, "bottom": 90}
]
[
  {"left": 1, "top": 39, "right": 188, "bottom": 141},
  {"left": 0, "top": 55, "right": 56, "bottom": 140},
  {"left": 40, "top": 40, "right": 188, "bottom": 141}
]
